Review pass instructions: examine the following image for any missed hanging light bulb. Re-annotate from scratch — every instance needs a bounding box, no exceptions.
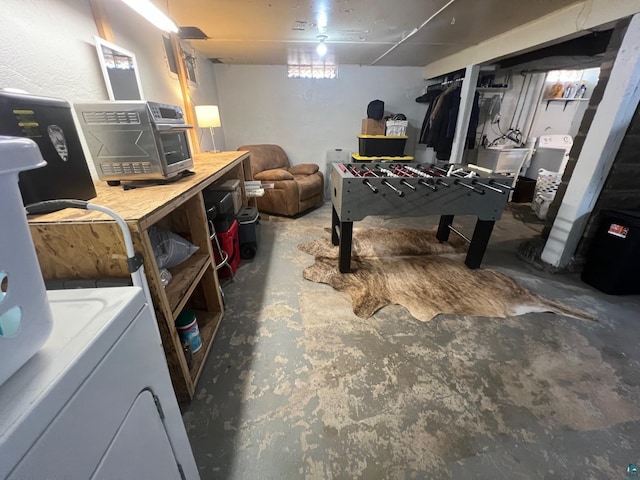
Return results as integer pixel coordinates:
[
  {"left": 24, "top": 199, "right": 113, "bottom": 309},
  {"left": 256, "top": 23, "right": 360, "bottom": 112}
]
[{"left": 316, "top": 35, "right": 328, "bottom": 57}]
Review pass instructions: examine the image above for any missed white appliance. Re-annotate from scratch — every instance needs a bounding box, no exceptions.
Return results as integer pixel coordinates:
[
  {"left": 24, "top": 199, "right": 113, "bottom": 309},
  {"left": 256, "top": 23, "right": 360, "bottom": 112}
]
[
  {"left": 0, "top": 136, "right": 54, "bottom": 386},
  {"left": 0, "top": 287, "right": 199, "bottom": 479},
  {"left": 523, "top": 134, "right": 573, "bottom": 179}
]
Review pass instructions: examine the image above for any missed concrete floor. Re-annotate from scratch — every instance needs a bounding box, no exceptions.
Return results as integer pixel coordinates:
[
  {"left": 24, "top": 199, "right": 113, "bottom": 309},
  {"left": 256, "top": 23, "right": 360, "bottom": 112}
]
[{"left": 182, "top": 203, "right": 640, "bottom": 479}]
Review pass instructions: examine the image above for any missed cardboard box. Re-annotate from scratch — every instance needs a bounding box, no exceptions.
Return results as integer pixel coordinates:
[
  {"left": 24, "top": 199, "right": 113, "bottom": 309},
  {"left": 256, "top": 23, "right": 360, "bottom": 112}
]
[{"left": 361, "top": 118, "right": 385, "bottom": 135}]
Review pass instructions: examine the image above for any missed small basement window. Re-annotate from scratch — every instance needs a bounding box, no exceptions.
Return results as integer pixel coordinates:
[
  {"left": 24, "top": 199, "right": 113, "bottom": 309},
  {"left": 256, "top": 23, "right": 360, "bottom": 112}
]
[{"left": 287, "top": 63, "right": 337, "bottom": 79}]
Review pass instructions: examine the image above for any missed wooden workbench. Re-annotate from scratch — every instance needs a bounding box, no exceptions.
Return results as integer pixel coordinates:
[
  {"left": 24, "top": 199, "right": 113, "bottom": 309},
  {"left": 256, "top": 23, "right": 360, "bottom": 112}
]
[{"left": 29, "top": 151, "right": 251, "bottom": 402}]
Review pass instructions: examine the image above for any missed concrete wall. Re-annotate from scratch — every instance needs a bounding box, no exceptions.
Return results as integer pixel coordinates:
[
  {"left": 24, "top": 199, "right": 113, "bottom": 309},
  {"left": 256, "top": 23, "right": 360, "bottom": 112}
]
[
  {"left": 213, "top": 64, "right": 430, "bottom": 174},
  {"left": 0, "top": 0, "right": 224, "bottom": 168}
]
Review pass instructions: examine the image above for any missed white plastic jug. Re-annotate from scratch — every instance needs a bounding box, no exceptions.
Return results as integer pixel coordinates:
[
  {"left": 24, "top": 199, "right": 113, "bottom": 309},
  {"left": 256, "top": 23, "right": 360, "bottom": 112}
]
[{"left": 0, "top": 136, "right": 53, "bottom": 386}]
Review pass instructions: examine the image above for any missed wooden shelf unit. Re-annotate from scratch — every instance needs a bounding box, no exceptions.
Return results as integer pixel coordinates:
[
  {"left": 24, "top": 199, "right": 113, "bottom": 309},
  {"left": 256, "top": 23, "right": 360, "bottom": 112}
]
[{"left": 28, "top": 151, "right": 251, "bottom": 402}]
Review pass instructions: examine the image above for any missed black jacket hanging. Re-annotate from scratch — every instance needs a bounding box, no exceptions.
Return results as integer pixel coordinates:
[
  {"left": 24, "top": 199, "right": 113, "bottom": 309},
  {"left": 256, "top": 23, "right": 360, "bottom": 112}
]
[{"left": 420, "top": 87, "right": 480, "bottom": 160}]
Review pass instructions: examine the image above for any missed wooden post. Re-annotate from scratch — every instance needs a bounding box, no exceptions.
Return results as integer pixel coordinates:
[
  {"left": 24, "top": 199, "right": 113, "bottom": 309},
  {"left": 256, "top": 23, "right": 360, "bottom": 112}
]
[
  {"left": 170, "top": 34, "right": 200, "bottom": 154},
  {"left": 89, "top": 0, "right": 115, "bottom": 43}
]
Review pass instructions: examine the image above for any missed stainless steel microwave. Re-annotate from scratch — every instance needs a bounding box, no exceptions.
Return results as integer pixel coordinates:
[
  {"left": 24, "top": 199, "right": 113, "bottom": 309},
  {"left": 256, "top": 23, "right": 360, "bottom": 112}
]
[{"left": 74, "top": 101, "right": 193, "bottom": 183}]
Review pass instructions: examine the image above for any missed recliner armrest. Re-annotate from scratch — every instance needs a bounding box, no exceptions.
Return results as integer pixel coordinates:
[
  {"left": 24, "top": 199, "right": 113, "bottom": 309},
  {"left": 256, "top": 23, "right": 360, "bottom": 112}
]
[
  {"left": 288, "top": 164, "right": 319, "bottom": 175},
  {"left": 254, "top": 169, "right": 294, "bottom": 181}
]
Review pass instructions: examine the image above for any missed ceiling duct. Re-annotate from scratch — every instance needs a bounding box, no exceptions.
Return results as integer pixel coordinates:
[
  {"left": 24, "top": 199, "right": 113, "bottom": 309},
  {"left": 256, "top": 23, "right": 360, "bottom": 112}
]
[{"left": 178, "top": 26, "right": 209, "bottom": 40}]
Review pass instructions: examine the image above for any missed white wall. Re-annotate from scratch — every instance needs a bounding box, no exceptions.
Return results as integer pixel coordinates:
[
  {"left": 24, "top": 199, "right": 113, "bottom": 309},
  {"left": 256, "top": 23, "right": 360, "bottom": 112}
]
[
  {"left": 529, "top": 68, "right": 600, "bottom": 139},
  {"left": 0, "top": 0, "right": 223, "bottom": 172},
  {"left": 189, "top": 54, "right": 226, "bottom": 152},
  {"left": 0, "top": 0, "right": 104, "bottom": 100},
  {"left": 213, "top": 64, "right": 430, "bottom": 173},
  {"left": 466, "top": 68, "right": 600, "bottom": 164}
]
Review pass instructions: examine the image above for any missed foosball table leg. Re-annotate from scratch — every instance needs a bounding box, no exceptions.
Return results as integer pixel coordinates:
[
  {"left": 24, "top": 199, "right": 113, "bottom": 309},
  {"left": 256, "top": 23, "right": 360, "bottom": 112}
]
[
  {"left": 338, "top": 220, "right": 353, "bottom": 273},
  {"left": 331, "top": 205, "right": 339, "bottom": 246},
  {"left": 436, "top": 215, "right": 454, "bottom": 242},
  {"left": 465, "top": 219, "right": 495, "bottom": 269}
]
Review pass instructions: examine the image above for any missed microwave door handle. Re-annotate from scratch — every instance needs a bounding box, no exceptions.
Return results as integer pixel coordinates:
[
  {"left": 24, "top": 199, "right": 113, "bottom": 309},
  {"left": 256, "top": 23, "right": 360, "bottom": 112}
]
[{"left": 155, "top": 124, "right": 193, "bottom": 131}]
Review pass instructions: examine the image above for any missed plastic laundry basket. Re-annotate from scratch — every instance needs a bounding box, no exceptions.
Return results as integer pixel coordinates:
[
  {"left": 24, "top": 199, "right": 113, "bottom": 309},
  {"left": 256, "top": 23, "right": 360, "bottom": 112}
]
[
  {"left": 532, "top": 168, "right": 562, "bottom": 220},
  {"left": 0, "top": 136, "right": 53, "bottom": 386}
]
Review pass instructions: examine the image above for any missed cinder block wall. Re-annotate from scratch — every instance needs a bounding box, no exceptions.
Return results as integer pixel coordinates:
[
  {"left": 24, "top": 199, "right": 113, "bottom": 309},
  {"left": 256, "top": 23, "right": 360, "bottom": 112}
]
[{"left": 573, "top": 102, "right": 640, "bottom": 261}]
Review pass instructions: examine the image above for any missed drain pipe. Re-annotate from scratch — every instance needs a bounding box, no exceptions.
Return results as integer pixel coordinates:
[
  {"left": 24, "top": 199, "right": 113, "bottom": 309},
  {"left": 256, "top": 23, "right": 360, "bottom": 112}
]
[{"left": 370, "top": 0, "right": 456, "bottom": 66}]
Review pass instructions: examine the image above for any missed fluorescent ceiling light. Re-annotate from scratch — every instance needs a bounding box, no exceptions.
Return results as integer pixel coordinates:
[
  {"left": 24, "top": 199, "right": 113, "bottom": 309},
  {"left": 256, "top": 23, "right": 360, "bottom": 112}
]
[{"left": 120, "top": 0, "right": 178, "bottom": 33}]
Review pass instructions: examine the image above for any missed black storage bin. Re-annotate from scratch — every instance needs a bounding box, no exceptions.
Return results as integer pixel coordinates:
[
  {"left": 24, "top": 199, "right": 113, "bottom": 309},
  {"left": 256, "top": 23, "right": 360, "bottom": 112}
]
[
  {"left": 205, "top": 203, "right": 217, "bottom": 221},
  {"left": 237, "top": 206, "right": 260, "bottom": 259},
  {"left": 511, "top": 177, "right": 536, "bottom": 203},
  {"left": 358, "top": 135, "right": 406, "bottom": 157},
  {"left": 581, "top": 209, "right": 640, "bottom": 295},
  {"left": 212, "top": 213, "right": 234, "bottom": 233},
  {"left": 203, "top": 190, "right": 234, "bottom": 218},
  {"left": 203, "top": 191, "right": 235, "bottom": 232}
]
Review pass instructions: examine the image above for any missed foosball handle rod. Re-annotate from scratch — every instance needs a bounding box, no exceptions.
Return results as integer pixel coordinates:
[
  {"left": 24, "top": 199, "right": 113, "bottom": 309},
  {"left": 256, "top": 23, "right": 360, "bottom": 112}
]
[
  {"left": 418, "top": 179, "right": 437, "bottom": 191},
  {"left": 382, "top": 180, "right": 404, "bottom": 197},
  {"left": 472, "top": 180, "right": 504, "bottom": 194},
  {"left": 454, "top": 180, "right": 485, "bottom": 194},
  {"left": 361, "top": 164, "right": 378, "bottom": 174},
  {"left": 363, "top": 179, "right": 378, "bottom": 193},
  {"left": 488, "top": 179, "right": 515, "bottom": 190},
  {"left": 400, "top": 179, "right": 417, "bottom": 191}
]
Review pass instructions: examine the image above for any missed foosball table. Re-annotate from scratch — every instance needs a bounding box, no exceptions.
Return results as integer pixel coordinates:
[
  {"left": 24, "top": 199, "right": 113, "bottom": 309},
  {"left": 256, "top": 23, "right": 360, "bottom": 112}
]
[{"left": 330, "top": 162, "right": 513, "bottom": 273}]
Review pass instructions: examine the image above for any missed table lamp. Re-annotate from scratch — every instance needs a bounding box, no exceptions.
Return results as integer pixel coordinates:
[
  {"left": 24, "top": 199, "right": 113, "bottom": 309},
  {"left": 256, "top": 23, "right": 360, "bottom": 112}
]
[{"left": 195, "top": 105, "right": 221, "bottom": 152}]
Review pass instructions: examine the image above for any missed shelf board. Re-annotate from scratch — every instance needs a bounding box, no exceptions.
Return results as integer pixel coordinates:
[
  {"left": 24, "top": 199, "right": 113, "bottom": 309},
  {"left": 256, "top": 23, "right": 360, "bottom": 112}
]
[
  {"left": 543, "top": 97, "right": 589, "bottom": 102},
  {"left": 543, "top": 97, "right": 590, "bottom": 111},
  {"left": 476, "top": 87, "right": 509, "bottom": 92},
  {"left": 165, "top": 253, "right": 212, "bottom": 318},
  {"left": 189, "top": 310, "right": 223, "bottom": 385}
]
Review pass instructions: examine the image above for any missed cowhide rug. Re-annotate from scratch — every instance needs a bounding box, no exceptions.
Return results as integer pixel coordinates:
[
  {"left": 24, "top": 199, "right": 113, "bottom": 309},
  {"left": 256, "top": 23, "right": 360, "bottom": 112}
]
[{"left": 298, "top": 228, "right": 594, "bottom": 322}]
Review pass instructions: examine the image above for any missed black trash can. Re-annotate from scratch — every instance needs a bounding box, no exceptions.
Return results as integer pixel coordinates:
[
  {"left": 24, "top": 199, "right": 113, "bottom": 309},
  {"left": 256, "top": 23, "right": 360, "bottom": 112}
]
[
  {"left": 237, "top": 206, "right": 260, "bottom": 259},
  {"left": 581, "top": 209, "right": 640, "bottom": 295}
]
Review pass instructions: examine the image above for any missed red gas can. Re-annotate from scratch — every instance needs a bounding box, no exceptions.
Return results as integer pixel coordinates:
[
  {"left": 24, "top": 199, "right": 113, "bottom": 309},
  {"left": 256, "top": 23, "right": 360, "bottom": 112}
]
[{"left": 214, "top": 219, "right": 240, "bottom": 277}]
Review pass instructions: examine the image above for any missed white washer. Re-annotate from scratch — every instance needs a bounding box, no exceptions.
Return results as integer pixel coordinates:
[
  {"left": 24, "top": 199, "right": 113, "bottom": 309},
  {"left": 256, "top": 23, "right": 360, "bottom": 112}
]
[
  {"left": 523, "top": 134, "right": 573, "bottom": 179},
  {"left": 0, "top": 287, "right": 199, "bottom": 479}
]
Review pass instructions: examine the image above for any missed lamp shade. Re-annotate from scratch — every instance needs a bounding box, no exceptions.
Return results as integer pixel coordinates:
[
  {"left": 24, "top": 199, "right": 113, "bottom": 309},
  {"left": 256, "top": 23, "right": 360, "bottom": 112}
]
[{"left": 195, "top": 105, "right": 221, "bottom": 128}]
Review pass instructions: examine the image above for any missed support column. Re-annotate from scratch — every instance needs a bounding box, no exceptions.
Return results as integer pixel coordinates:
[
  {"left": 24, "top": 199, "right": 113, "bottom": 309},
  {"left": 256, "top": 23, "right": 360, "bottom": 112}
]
[
  {"left": 541, "top": 14, "right": 640, "bottom": 268},
  {"left": 450, "top": 64, "right": 480, "bottom": 164}
]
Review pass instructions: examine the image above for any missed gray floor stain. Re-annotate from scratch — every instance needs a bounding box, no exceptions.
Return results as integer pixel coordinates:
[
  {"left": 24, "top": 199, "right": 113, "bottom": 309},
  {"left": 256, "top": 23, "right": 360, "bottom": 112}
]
[{"left": 182, "top": 203, "right": 640, "bottom": 479}]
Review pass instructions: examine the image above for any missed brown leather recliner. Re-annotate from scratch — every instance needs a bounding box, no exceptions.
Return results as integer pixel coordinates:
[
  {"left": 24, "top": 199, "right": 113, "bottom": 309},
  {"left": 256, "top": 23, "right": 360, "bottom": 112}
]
[{"left": 238, "top": 144, "right": 324, "bottom": 217}]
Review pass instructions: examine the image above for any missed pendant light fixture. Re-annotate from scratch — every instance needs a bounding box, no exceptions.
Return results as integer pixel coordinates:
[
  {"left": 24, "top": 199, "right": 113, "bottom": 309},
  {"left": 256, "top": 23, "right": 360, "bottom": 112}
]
[{"left": 316, "top": 35, "right": 328, "bottom": 57}]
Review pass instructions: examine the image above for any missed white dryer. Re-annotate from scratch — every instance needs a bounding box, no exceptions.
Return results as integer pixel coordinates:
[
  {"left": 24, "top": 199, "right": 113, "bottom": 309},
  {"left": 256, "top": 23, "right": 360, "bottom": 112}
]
[
  {"left": 0, "top": 287, "right": 199, "bottom": 479},
  {"left": 523, "top": 134, "right": 573, "bottom": 179}
]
